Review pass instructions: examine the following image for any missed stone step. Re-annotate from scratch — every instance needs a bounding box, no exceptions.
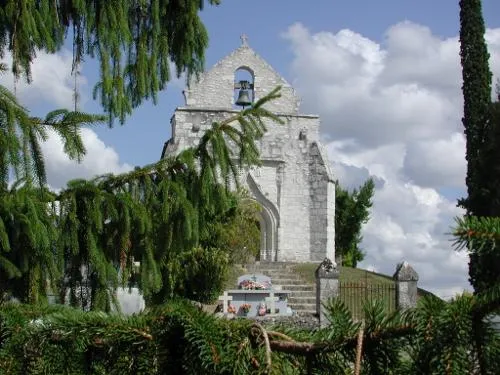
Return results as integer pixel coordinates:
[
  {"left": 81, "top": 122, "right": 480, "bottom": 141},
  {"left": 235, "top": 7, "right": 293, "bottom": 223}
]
[
  {"left": 288, "top": 296, "right": 316, "bottom": 304},
  {"left": 287, "top": 290, "right": 316, "bottom": 297},
  {"left": 281, "top": 285, "right": 315, "bottom": 292},
  {"left": 244, "top": 263, "right": 297, "bottom": 269},
  {"left": 289, "top": 306, "right": 317, "bottom": 313},
  {"left": 246, "top": 261, "right": 300, "bottom": 266},
  {"left": 246, "top": 274, "right": 303, "bottom": 281},
  {"left": 245, "top": 269, "right": 297, "bottom": 275},
  {"left": 244, "top": 268, "right": 299, "bottom": 274},
  {"left": 272, "top": 279, "right": 309, "bottom": 285},
  {"left": 292, "top": 311, "right": 317, "bottom": 316},
  {"left": 237, "top": 262, "right": 318, "bottom": 315},
  {"left": 289, "top": 303, "right": 316, "bottom": 312},
  {"left": 267, "top": 271, "right": 302, "bottom": 277}
]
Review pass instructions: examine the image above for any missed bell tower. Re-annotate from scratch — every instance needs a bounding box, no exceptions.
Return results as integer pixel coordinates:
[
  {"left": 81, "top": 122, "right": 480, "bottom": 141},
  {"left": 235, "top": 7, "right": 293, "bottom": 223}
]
[
  {"left": 162, "top": 37, "right": 336, "bottom": 263},
  {"left": 233, "top": 35, "right": 254, "bottom": 109}
]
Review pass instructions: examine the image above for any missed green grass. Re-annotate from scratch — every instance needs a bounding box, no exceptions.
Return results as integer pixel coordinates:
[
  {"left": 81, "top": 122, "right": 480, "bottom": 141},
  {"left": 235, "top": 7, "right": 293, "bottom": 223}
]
[
  {"left": 292, "top": 263, "right": 435, "bottom": 297},
  {"left": 292, "top": 263, "right": 394, "bottom": 285}
]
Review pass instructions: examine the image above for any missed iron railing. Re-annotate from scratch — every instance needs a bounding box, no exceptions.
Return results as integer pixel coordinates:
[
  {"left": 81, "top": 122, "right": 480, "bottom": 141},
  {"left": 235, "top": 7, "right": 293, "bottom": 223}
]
[{"left": 338, "top": 280, "right": 396, "bottom": 320}]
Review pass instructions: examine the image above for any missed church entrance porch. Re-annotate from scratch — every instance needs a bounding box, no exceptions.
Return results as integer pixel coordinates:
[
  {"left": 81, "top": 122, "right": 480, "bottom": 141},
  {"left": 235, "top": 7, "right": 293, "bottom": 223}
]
[{"left": 258, "top": 202, "right": 278, "bottom": 262}]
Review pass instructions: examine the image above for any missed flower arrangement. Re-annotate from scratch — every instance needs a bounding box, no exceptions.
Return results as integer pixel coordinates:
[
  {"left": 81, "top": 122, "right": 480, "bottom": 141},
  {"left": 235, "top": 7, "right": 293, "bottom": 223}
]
[
  {"left": 240, "top": 303, "right": 251, "bottom": 314},
  {"left": 227, "top": 304, "right": 236, "bottom": 314},
  {"left": 238, "top": 279, "right": 272, "bottom": 290}
]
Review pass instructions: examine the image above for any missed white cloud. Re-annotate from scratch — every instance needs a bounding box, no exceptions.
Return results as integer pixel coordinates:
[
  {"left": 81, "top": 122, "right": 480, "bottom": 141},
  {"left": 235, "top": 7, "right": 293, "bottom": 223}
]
[
  {"left": 0, "top": 49, "right": 87, "bottom": 109},
  {"left": 404, "top": 132, "right": 467, "bottom": 188},
  {"left": 1, "top": 51, "right": 131, "bottom": 189},
  {"left": 42, "top": 128, "right": 132, "bottom": 189},
  {"left": 283, "top": 21, "right": 500, "bottom": 298}
]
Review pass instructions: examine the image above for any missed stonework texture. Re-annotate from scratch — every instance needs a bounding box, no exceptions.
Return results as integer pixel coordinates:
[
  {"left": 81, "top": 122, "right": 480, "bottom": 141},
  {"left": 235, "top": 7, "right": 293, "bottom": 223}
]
[
  {"left": 162, "top": 39, "right": 335, "bottom": 263},
  {"left": 315, "top": 260, "right": 340, "bottom": 327},
  {"left": 393, "top": 262, "right": 419, "bottom": 309}
]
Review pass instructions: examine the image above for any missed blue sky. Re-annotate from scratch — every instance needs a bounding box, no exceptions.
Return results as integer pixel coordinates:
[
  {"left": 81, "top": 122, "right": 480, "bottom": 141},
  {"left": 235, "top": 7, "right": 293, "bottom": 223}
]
[{"left": 82, "top": 0, "right": 500, "bottom": 169}]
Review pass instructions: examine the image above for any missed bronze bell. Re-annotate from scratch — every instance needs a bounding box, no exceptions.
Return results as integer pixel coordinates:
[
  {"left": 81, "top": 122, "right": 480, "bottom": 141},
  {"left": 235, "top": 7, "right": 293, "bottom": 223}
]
[{"left": 235, "top": 89, "right": 252, "bottom": 107}]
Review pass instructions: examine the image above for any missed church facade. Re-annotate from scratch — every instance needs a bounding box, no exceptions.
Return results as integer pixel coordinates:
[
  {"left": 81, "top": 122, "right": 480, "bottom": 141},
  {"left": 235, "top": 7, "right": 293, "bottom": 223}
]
[{"left": 161, "top": 37, "right": 335, "bottom": 263}]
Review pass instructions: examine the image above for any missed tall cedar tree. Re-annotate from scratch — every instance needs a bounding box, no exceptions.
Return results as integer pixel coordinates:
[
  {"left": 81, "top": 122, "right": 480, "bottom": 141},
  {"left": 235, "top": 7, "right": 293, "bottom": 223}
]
[
  {"left": 459, "top": 1, "right": 500, "bottom": 372},
  {"left": 459, "top": 0, "right": 499, "bottom": 293},
  {"left": 0, "top": 0, "right": 220, "bottom": 124},
  {"left": 334, "top": 179, "right": 374, "bottom": 268}
]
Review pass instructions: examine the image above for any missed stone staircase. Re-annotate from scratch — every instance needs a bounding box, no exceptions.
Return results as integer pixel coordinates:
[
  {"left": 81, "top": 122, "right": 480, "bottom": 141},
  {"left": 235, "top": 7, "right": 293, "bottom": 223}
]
[{"left": 243, "top": 262, "right": 317, "bottom": 315}]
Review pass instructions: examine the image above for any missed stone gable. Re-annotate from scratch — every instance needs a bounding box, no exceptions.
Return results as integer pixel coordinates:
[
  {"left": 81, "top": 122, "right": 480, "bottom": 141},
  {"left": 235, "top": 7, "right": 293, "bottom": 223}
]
[{"left": 183, "top": 40, "right": 300, "bottom": 114}]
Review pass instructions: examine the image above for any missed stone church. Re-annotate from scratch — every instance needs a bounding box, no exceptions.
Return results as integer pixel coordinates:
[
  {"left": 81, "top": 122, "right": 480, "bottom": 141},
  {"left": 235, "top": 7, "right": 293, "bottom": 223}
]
[{"left": 161, "top": 36, "right": 335, "bottom": 263}]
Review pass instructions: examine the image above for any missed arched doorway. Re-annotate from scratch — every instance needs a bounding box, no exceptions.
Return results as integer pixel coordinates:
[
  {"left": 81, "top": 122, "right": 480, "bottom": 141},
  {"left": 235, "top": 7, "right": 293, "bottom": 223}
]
[{"left": 245, "top": 173, "right": 279, "bottom": 262}]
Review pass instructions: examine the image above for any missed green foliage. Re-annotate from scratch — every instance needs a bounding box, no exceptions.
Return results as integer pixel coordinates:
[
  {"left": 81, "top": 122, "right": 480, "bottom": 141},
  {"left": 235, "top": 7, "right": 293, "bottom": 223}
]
[
  {"left": 458, "top": 0, "right": 500, "bottom": 294},
  {"left": 0, "top": 303, "right": 159, "bottom": 374},
  {"left": 0, "top": 0, "right": 220, "bottom": 124},
  {"left": 459, "top": 0, "right": 493, "bottom": 217},
  {"left": 452, "top": 216, "right": 500, "bottom": 315},
  {"left": 0, "top": 185, "right": 58, "bottom": 304},
  {"left": 170, "top": 246, "right": 230, "bottom": 303},
  {"left": 408, "top": 293, "right": 500, "bottom": 374},
  {"left": 452, "top": 215, "right": 500, "bottom": 373},
  {"left": 1, "top": 292, "right": 499, "bottom": 374},
  {"left": 458, "top": 5, "right": 500, "bottom": 372},
  {"left": 0, "top": 67, "right": 105, "bottom": 189},
  {"left": 1, "top": 85, "right": 283, "bottom": 309},
  {"left": 482, "top": 86, "right": 500, "bottom": 214},
  {"left": 335, "top": 179, "right": 375, "bottom": 267},
  {"left": 210, "top": 190, "right": 262, "bottom": 263},
  {"left": 0, "top": 65, "right": 108, "bottom": 304},
  {"left": 0, "top": 301, "right": 260, "bottom": 375}
]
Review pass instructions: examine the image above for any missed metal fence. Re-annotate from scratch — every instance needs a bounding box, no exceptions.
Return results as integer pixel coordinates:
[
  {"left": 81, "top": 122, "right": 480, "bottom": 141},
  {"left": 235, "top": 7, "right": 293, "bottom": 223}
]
[{"left": 338, "top": 281, "right": 396, "bottom": 320}]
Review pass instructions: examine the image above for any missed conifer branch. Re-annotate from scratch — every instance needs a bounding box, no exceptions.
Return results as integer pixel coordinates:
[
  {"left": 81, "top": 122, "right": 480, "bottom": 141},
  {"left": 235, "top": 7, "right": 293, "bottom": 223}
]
[{"left": 0, "top": 0, "right": 219, "bottom": 124}]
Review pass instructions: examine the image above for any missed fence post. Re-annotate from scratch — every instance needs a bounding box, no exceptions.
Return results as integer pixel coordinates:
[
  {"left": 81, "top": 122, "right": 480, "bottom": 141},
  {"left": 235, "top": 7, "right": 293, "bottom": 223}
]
[
  {"left": 393, "top": 261, "right": 419, "bottom": 310},
  {"left": 315, "top": 258, "right": 339, "bottom": 327}
]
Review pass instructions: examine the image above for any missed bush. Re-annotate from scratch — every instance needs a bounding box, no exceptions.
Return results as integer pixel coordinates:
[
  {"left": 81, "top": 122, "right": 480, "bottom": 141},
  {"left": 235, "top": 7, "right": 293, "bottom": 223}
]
[{"left": 175, "top": 247, "right": 230, "bottom": 303}]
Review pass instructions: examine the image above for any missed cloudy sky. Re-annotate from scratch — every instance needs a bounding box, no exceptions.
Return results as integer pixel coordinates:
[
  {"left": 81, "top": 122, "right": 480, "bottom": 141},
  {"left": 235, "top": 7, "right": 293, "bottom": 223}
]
[{"left": 1, "top": 0, "right": 500, "bottom": 299}]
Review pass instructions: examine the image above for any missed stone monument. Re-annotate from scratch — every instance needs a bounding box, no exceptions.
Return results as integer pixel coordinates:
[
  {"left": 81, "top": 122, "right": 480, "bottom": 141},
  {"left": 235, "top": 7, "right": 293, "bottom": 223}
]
[{"left": 161, "top": 36, "right": 335, "bottom": 262}]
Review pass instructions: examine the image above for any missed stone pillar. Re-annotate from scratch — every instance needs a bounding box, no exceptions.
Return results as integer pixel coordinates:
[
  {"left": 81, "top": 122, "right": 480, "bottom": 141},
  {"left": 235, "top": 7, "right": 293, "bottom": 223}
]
[
  {"left": 393, "top": 261, "right": 419, "bottom": 310},
  {"left": 315, "top": 258, "right": 339, "bottom": 327}
]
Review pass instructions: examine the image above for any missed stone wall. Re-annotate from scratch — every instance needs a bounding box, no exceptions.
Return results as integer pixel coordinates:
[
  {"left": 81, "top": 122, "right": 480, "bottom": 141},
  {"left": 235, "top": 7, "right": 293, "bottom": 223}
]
[
  {"left": 165, "top": 109, "right": 329, "bottom": 262},
  {"left": 183, "top": 44, "right": 300, "bottom": 114},
  {"left": 309, "top": 143, "right": 335, "bottom": 261},
  {"left": 162, "top": 40, "right": 336, "bottom": 263}
]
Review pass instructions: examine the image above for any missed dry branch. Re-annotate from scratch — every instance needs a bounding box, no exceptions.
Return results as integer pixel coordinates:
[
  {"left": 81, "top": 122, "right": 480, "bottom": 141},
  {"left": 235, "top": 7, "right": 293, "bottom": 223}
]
[
  {"left": 250, "top": 323, "right": 272, "bottom": 372},
  {"left": 267, "top": 324, "right": 415, "bottom": 356},
  {"left": 354, "top": 321, "right": 365, "bottom": 375}
]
